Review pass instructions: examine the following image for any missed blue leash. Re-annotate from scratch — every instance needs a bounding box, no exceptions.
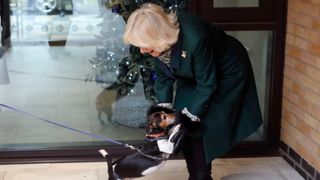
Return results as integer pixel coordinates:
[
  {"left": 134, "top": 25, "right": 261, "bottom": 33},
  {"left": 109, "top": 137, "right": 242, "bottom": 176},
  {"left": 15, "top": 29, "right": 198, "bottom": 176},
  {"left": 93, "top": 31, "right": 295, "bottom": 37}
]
[{"left": 0, "top": 103, "right": 133, "bottom": 148}]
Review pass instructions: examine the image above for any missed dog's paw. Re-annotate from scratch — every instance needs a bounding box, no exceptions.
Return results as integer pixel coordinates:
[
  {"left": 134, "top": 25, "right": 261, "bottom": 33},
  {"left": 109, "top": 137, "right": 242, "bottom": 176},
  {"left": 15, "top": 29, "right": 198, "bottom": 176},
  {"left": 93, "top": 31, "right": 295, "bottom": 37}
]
[{"left": 99, "top": 149, "right": 108, "bottom": 157}]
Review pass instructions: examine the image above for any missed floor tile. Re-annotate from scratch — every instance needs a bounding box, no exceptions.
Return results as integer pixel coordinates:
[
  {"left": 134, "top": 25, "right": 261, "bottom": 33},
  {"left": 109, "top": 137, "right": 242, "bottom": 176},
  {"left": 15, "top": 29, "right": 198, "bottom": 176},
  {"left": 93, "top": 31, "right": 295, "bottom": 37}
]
[
  {"left": 215, "top": 158, "right": 304, "bottom": 180},
  {"left": 138, "top": 171, "right": 189, "bottom": 180},
  {"left": 226, "top": 157, "right": 286, "bottom": 165},
  {"left": 3, "top": 168, "right": 100, "bottom": 180},
  {"left": 212, "top": 165, "right": 243, "bottom": 179},
  {"left": 50, "top": 162, "right": 105, "bottom": 170},
  {"left": 0, "top": 172, "right": 5, "bottom": 180},
  {"left": 273, "top": 160, "right": 305, "bottom": 180},
  {"left": 220, "top": 173, "right": 285, "bottom": 180},
  {"left": 212, "top": 158, "right": 229, "bottom": 165},
  {"left": 0, "top": 164, "right": 51, "bottom": 172},
  {"left": 97, "top": 169, "right": 108, "bottom": 180}
]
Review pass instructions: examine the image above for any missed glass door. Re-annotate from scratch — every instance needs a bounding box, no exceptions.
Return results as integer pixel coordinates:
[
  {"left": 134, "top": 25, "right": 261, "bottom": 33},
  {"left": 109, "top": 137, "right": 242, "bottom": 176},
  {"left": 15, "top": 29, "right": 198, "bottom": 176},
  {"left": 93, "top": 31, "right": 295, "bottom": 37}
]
[{"left": 189, "top": 0, "right": 287, "bottom": 155}]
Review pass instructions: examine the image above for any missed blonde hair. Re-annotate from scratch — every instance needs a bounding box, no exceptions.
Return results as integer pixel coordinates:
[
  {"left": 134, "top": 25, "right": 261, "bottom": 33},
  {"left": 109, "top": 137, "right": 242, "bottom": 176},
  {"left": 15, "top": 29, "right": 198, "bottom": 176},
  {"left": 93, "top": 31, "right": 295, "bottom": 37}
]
[{"left": 123, "top": 3, "right": 179, "bottom": 52}]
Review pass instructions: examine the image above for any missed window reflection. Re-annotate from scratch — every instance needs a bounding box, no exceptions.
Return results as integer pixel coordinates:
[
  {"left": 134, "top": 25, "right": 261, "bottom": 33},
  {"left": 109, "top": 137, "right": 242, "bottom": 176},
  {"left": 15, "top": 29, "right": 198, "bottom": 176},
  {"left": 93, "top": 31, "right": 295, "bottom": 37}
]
[
  {"left": 9, "top": 0, "right": 103, "bottom": 43},
  {"left": 0, "top": 0, "right": 147, "bottom": 150}
]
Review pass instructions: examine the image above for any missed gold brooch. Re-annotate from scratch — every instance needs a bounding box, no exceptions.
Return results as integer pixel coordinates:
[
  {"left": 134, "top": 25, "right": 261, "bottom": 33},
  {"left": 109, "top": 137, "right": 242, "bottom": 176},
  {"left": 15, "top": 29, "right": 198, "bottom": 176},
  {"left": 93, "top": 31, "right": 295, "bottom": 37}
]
[{"left": 181, "top": 51, "right": 187, "bottom": 58}]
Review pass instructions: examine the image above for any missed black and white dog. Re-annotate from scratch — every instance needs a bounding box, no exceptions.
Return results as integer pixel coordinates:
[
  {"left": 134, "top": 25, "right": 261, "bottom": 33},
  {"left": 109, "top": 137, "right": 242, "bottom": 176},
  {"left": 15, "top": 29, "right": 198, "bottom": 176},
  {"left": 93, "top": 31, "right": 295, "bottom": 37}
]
[{"left": 99, "top": 106, "right": 185, "bottom": 180}]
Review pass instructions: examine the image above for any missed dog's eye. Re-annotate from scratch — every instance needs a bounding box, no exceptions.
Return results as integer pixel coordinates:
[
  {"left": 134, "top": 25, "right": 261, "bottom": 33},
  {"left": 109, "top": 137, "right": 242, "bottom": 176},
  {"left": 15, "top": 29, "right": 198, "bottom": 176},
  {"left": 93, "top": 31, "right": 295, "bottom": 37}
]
[{"left": 163, "top": 115, "right": 166, "bottom": 120}]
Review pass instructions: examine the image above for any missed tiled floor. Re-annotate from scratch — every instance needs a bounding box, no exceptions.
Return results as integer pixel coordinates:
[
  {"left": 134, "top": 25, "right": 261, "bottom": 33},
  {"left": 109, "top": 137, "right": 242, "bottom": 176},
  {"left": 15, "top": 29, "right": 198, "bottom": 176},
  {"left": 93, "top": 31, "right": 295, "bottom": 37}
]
[{"left": 0, "top": 157, "right": 303, "bottom": 180}]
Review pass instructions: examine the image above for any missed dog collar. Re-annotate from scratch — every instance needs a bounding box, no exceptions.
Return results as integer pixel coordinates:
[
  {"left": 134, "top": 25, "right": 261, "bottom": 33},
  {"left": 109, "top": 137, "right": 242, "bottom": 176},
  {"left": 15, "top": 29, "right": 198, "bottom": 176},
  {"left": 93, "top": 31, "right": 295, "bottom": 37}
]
[{"left": 144, "top": 136, "right": 167, "bottom": 142}]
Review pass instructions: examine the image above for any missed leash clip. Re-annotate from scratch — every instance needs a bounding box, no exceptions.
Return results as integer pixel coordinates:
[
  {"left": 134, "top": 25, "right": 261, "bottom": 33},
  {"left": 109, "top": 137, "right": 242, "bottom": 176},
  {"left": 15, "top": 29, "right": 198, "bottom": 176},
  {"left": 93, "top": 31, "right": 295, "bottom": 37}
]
[{"left": 124, "top": 144, "right": 136, "bottom": 150}]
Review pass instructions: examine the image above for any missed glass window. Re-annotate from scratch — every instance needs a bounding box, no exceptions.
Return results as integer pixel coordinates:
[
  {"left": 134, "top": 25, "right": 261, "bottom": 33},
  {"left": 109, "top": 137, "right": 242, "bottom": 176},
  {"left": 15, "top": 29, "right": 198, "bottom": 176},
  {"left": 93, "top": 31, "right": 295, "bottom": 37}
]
[
  {"left": 226, "top": 30, "right": 273, "bottom": 141},
  {"left": 1, "top": 0, "right": 152, "bottom": 150},
  {"left": 214, "top": 0, "right": 259, "bottom": 8}
]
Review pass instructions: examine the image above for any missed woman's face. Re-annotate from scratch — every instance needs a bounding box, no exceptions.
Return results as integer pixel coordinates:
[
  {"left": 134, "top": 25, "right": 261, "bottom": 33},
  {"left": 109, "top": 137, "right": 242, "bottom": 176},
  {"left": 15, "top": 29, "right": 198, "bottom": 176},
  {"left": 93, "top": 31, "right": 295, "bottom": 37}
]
[{"left": 140, "top": 47, "right": 162, "bottom": 57}]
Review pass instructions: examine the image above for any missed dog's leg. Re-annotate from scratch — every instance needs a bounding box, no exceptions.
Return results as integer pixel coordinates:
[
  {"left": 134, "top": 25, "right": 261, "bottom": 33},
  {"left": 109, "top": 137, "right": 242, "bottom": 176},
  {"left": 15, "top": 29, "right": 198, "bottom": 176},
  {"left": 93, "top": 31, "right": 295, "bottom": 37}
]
[
  {"left": 99, "top": 149, "right": 118, "bottom": 180},
  {"left": 96, "top": 89, "right": 117, "bottom": 125}
]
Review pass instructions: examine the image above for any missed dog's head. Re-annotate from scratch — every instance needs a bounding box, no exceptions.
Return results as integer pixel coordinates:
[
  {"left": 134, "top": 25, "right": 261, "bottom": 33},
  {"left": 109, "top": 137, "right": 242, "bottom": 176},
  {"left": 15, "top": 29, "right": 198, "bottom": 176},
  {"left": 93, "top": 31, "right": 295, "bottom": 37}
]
[{"left": 146, "top": 108, "right": 176, "bottom": 139}]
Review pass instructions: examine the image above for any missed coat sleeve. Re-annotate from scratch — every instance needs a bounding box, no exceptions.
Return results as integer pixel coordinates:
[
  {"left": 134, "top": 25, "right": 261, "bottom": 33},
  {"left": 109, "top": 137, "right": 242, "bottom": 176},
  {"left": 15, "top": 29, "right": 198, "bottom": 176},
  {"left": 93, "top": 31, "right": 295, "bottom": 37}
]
[
  {"left": 154, "top": 59, "right": 175, "bottom": 103},
  {"left": 186, "top": 36, "right": 217, "bottom": 117}
]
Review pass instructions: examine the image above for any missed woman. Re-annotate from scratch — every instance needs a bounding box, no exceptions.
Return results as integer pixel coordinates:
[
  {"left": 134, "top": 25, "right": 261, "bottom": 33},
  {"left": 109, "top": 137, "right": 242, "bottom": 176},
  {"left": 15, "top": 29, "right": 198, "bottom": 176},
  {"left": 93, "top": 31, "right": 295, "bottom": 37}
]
[{"left": 123, "top": 3, "right": 263, "bottom": 180}]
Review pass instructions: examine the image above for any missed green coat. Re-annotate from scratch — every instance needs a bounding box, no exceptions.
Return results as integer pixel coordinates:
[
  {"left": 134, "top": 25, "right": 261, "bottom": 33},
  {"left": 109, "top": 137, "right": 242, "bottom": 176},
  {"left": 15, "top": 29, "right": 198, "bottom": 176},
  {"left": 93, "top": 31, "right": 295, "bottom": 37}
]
[{"left": 154, "top": 12, "right": 263, "bottom": 163}]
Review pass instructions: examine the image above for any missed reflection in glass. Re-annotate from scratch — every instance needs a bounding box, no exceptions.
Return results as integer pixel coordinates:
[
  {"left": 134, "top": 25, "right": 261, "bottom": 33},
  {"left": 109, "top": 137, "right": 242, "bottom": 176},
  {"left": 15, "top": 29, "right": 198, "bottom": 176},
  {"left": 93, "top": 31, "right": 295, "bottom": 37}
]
[
  {"left": 0, "top": 0, "right": 147, "bottom": 150},
  {"left": 226, "top": 31, "right": 273, "bottom": 141},
  {"left": 214, "top": 0, "right": 259, "bottom": 7}
]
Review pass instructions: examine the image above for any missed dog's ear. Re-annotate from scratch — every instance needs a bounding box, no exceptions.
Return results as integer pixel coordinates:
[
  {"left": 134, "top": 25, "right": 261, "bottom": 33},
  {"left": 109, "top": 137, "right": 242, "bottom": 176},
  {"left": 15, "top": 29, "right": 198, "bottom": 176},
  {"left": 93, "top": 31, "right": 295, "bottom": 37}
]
[{"left": 146, "top": 105, "right": 175, "bottom": 116}]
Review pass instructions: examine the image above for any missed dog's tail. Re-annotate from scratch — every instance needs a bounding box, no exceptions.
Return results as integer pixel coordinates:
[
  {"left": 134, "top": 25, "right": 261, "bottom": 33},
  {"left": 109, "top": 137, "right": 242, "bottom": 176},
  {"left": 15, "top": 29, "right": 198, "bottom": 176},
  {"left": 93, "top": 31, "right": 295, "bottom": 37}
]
[{"left": 99, "top": 149, "right": 114, "bottom": 179}]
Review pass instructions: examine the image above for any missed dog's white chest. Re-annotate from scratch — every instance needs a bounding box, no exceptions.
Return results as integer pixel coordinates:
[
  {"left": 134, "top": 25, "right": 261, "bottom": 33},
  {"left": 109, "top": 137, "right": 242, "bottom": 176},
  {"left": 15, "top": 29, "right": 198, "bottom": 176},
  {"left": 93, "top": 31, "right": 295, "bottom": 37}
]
[{"left": 141, "top": 161, "right": 166, "bottom": 175}]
